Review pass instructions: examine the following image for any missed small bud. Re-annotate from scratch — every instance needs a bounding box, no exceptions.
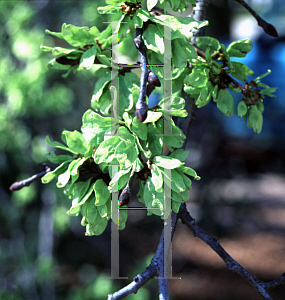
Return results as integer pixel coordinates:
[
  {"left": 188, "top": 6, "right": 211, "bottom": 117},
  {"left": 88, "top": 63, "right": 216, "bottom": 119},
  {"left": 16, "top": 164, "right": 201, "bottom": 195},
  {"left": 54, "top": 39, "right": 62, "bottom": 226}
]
[
  {"left": 148, "top": 71, "right": 161, "bottom": 87},
  {"left": 9, "top": 182, "right": 22, "bottom": 191},
  {"left": 136, "top": 108, "right": 148, "bottom": 122},
  {"left": 134, "top": 36, "right": 142, "bottom": 49},
  {"left": 119, "top": 190, "right": 130, "bottom": 207}
]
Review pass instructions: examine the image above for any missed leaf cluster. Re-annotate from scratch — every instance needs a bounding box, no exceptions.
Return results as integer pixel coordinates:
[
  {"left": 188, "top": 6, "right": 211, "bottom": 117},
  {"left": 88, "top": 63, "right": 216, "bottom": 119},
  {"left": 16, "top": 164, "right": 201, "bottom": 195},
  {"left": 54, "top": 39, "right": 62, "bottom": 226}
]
[
  {"left": 42, "top": 105, "right": 199, "bottom": 235},
  {"left": 184, "top": 37, "right": 277, "bottom": 133}
]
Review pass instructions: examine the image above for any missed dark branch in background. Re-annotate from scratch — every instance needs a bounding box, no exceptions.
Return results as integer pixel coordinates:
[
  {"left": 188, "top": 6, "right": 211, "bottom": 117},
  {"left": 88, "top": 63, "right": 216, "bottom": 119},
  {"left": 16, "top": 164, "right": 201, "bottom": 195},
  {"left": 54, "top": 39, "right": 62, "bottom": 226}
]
[
  {"left": 134, "top": 27, "right": 161, "bottom": 123},
  {"left": 176, "top": 0, "right": 210, "bottom": 149},
  {"left": 190, "top": 0, "right": 210, "bottom": 45},
  {"left": 9, "top": 163, "right": 53, "bottom": 191},
  {"left": 234, "top": 0, "right": 278, "bottom": 37},
  {"left": 176, "top": 90, "right": 196, "bottom": 150},
  {"left": 179, "top": 203, "right": 285, "bottom": 300}
]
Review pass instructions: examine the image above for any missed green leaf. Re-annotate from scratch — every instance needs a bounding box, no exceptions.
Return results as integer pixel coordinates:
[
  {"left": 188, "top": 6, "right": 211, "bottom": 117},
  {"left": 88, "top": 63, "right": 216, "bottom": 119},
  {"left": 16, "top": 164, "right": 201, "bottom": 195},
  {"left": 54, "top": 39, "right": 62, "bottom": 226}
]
[
  {"left": 212, "top": 84, "right": 219, "bottom": 99},
  {"left": 118, "top": 208, "right": 128, "bottom": 230},
  {"left": 237, "top": 101, "right": 247, "bottom": 117},
  {"left": 184, "top": 67, "right": 210, "bottom": 88},
  {"left": 256, "top": 101, "right": 264, "bottom": 113},
  {"left": 157, "top": 96, "right": 186, "bottom": 114},
  {"left": 144, "top": 24, "right": 164, "bottom": 55},
  {"left": 172, "top": 191, "right": 183, "bottom": 202},
  {"left": 231, "top": 61, "right": 254, "bottom": 82},
  {"left": 133, "top": 157, "right": 144, "bottom": 173},
  {"left": 45, "top": 151, "right": 73, "bottom": 164},
  {"left": 45, "top": 29, "right": 63, "bottom": 39},
  {"left": 157, "top": 119, "right": 186, "bottom": 149},
  {"left": 69, "top": 158, "right": 87, "bottom": 191},
  {"left": 178, "top": 166, "right": 200, "bottom": 180},
  {"left": 131, "top": 117, "right": 148, "bottom": 140},
  {"left": 196, "top": 36, "right": 220, "bottom": 53},
  {"left": 40, "top": 46, "right": 83, "bottom": 57},
  {"left": 97, "top": 204, "right": 108, "bottom": 219},
  {"left": 147, "top": 0, "right": 158, "bottom": 11},
  {"left": 68, "top": 179, "right": 94, "bottom": 215},
  {"left": 61, "top": 23, "right": 96, "bottom": 47},
  {"left": 259, "top": 87, "right": 277, "bottom": 97},
  {"left": 85, "top": 217, "right": 108, "bottom": 236},
  {"left": 150, "top": 164, "right": 163, "bottom": 192},
  {"left": 47, "top": 58, "right": 72, "bottom": 71},
  {"left": 152, "top": 15, "right": 208, "bottom": 40},
  {"left": 172, "top": 201, "right": 181, "bottom": 213},
  {"left": 227, "top": 38, "right": 252, "bottom": 57},
  {"left": 216, "top": 88, "right": 234, "bottom": 116},
  {"left": 79, "top": 46, "right": 97, "bottom": 70},
  {"left": 145, "top": 122, "right": 163, "bottom": 157},
  {"left": 57, "top": 159, "right": 79, "bottom": 188},
  {"left": 123, "top": 112, "right": 133, "bottom": 130},
  {"left": 172, "top": 39, "right": 188, "bottom": 67},
  {"left": 195, "top": 81, "right": 214, "bottom": 108},
  {"left": 108, "top": 167, "right": 132, "bottom": 193},
  {"left": 81, "top": 109, "right": 119, "bottom": 147},
  {"left": 153, "top": 156, "right": 184, "bottom": 169},
  {"left": 94, "top": 136, "right": 121, "bottom": 165},
  {"left": 70, "top": 157, "right": 86, "bottom": 178},
  {"left": 62, "top": 130, "right": 87, "bottom": 154},
  {"left": 97, "top": 4, "right": 122, "bottom": 14},
  {"left": 81, "top": 198, "right": 109, "bottom": 236},
  {"left": 143, "top": 111, "right": 163, "bottom": 123},
  {"left": 143, "top": 178, "right": 165, "bottom": 217},
  {"left": 91, "top": 68, "right": 111, "bottom": 103},
  {"left": 135, "top": 136, "right": 152, "bottom": 159},
  {"left": 171, "top": 169, "right": 186, "bottom": 193},
  {"left": 41, "top": 161, "right": 71, "bottom": 184},
  {"left": 96, "top": 54, "right": 111, "bottom": 67},
  {"left": 45, "top": 135, "right": 77, "bottom": 154},
  {"left": 137, "top": 181, "right": 145, "bottom": 204},
  {"left": 247, "top": 106, "right": 263, "bottom": 133},
  {"left": 94, "top": 179, "right": 111, "bottom": 206},
  {"left": 181, "top": 173, "right": 192, "bottom": 190},
  {"left": 169, "top": 149, "right": 189, "bottom": 162},
  {"left": 114, "top": 140, "right": 137, "bottom": 168}
]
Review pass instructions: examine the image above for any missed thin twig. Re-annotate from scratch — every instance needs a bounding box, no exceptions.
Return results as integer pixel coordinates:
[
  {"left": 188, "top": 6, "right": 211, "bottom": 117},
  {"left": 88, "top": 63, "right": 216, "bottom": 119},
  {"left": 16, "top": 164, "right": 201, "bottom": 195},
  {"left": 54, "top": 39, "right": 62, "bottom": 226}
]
[
  {"left": 176, "top": 90, "right": 196, "bottom": 150},
  {"left": 9, "top": 163, "right": 53, "bottom": 191},
  {"left": 234, "top": 0, "right": 278, "bottom": 37},
  {"left": 179, "top": 203, "right": 285, "bottom": 300}
]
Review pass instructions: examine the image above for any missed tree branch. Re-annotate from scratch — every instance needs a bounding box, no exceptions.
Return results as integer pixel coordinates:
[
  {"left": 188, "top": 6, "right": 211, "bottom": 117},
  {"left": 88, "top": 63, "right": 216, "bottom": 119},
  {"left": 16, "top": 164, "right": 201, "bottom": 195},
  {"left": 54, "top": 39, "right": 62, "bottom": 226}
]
[
  {"left": 176, "top": 0, "right": 209, "bottom": 149},
  {"left": 134, "top": 27, "right": 161, "bottom": 123},
  {"left": 191, "top": 0, "right": 210, "bottom": 45},
  {"left": 9, "top": 163, "right": 53, "bottom": 191},
  {"left": 179, "top": 203, "right": 285, "bottom": 300},
  {"left": 107, "top": 212, "right": 179, "bottom": 300},
  {"left": 234, "top": 0, "right": 278, "bottom": 37}
]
